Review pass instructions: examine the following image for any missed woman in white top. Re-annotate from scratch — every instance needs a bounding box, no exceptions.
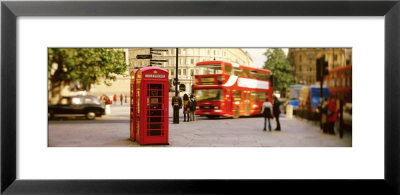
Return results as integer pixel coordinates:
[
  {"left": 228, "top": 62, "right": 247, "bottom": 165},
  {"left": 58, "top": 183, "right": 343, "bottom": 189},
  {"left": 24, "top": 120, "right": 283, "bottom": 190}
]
[{"left": 260, "top": 96, "right": 274, "bottom": 131}]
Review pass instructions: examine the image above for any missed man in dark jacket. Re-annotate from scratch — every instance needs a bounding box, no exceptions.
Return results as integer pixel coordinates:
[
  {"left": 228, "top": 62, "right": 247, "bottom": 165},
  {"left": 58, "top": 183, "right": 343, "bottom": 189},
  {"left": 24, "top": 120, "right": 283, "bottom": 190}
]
[
  {"left": 172, "top": 95, "right": 183, "bottom": 124},
  {"left": 273, "top": 95, "right": 281, "bottom": 131}
]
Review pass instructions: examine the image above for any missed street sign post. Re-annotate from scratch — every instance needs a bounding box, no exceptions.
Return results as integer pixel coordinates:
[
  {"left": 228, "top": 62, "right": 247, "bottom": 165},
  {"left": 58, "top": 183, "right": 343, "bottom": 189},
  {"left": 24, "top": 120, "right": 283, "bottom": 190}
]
[{"left": 136, "top": 54, "right": 152, "bottom": 59}]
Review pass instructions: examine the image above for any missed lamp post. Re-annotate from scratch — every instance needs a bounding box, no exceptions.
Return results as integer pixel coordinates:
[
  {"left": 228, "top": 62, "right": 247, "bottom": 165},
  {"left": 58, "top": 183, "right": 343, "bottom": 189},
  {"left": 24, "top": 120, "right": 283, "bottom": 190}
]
[
  {"left": 172, "top": 48, "right": 180, "bottom": 124},
  {"left": 175, "top": 48, "right": 179, "bottom": 97}
]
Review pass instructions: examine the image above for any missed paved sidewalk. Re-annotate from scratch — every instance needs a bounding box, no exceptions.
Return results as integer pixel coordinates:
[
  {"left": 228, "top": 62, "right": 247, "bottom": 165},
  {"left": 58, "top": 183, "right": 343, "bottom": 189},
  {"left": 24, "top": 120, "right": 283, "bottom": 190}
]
[
  {"left": 48, "top": 103, "right": 351, "bottom": 147},
  {"left": 169, "top": 116, "right": 351, "bottom": 147}
]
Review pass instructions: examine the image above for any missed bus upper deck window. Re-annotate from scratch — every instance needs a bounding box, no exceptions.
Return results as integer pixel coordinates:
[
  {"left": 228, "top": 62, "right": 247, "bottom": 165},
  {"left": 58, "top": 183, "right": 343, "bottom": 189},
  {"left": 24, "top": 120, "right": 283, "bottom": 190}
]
[
  {"left": 242, "top": 69, "right": 250, "bottom": 77},
  {"left": 250, "top": 71, "right": 257, "bottom": 79},
  {"left": 233, "top": 68, "right": 240, "bottom": 76},
  {"left": 224, "top": 65, "right": 232, "bottom": 75}
]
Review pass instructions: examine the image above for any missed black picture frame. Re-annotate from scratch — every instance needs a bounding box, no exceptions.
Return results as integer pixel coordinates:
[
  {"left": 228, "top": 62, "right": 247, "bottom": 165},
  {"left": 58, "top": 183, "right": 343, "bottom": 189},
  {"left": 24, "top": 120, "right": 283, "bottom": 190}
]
[{"left": 1, "top": 1, "right": 399, "bottom": 194}]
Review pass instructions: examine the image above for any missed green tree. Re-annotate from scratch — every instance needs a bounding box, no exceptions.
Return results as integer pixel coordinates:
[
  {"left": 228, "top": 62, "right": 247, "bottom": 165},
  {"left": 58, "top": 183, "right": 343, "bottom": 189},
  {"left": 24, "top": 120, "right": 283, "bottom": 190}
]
[
  {"left": 263, "top": 48, "right": 294, "bottom": 93},
  {"left": 48, "top": 48, "right": 127, "bottom": 99}
]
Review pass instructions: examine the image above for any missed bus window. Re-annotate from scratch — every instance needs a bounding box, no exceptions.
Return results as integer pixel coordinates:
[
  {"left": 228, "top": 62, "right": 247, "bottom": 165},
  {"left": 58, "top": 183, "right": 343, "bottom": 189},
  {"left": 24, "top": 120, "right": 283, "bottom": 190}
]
[
  {"left": 260, "top": 72, "right": 270, "bottom": 81},
  {"left": 233, "top": 90, "right": 242, "bottom": 101},
  {"left": 233, "top": 67, "right": 240, "bottom": 76},
  {"left": 258, "top": 92, "right": 266, "bottom": 101},
  {"left": 198, "top": 64, "right": 222, "bottom": 75},
  {"left": 251, "top": 92, "right": 257, "bottom": 100},
  {"left": 251, "top": 91, "right": 266, "bottom": 101},
  {"left": 224, "top": 65, "right": 232, "bottom": 75},
  {"left": 242, "top": 69, "right": 250, "bottom": 77},
  {"left": 250, "top": 70, "right": 258, "bottom": 79}
]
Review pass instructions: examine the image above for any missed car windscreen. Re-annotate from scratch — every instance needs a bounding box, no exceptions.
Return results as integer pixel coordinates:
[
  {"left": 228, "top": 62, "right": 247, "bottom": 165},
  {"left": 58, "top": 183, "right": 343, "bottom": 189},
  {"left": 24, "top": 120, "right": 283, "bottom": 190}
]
[{"left": 84, "top": 97, "right": 100, "bottom": 104}]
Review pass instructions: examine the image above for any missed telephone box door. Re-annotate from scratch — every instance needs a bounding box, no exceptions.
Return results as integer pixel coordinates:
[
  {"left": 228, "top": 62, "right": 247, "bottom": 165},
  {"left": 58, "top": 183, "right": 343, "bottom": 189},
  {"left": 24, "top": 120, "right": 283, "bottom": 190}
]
[{"left": 144, "top": 82, "right": 168, "bottom": 144}]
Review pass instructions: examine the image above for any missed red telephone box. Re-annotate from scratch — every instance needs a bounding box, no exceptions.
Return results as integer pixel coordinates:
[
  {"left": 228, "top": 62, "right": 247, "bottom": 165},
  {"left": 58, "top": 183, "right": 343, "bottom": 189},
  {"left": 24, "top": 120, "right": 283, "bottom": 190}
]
[{"left": 131, "top": 67, "right": 169, "bottom": 145}]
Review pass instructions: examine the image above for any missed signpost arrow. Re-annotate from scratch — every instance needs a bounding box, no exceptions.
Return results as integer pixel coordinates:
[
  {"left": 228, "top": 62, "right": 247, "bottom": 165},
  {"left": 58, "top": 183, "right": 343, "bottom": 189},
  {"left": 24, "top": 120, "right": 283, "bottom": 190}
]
[
  {"left": 136, "top": 54, "right": 152, "bottom": 59},
  {"left": 150, "top": 52, "right": 162, "bottom": 55}
]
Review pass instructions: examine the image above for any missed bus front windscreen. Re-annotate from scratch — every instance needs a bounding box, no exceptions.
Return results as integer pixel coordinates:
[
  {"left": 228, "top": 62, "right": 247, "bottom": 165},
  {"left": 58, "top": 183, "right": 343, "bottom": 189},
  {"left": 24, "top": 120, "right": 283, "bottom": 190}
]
[
  {"left": 198, "top": 64, "right": 222, "bottom": 75},
  {"left": 287, "top": 88, "right": 301, "bottom": 100},
  {"left": 194, "top": 89, "right": 223, "bottom": 102}
]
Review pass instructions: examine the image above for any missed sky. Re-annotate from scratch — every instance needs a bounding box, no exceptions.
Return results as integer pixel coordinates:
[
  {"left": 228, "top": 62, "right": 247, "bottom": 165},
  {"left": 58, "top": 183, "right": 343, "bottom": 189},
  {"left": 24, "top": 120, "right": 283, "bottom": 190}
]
[{"left": 244, "top": 48, "right": 288, "bottom": 68}]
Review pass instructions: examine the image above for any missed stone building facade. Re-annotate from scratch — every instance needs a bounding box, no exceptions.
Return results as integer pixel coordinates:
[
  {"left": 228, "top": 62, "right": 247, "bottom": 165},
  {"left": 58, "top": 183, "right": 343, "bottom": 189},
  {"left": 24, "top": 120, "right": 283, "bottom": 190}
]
[
  {"left": 126, "top": 48, "right": 253, "bottom": 94},
  {"left": 288, "top": 48, "right": 352, "bottom": 85}
]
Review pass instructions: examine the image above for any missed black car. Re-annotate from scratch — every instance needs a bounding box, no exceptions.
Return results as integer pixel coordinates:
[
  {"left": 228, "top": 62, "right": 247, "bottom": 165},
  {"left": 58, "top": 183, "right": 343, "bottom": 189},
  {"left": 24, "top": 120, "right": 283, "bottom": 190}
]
[{"left": 48, "top": 95, "right": 105, "bottom": 120}]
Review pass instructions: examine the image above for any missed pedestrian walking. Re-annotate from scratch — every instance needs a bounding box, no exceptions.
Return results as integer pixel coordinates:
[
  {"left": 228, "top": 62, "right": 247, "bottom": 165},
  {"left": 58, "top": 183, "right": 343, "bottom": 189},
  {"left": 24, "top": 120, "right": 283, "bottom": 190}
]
[
  {"left": 327, "top": 96, "right": 337, "bottom": 135},
  {"left": 171, "top": 94, "right": 183, "bottom": 123},
  {"left": 120, "top": 93, "right": 123, "bottom": 105},
  {"left": 113, "top": 94, "right": 117, "bottom": 104},
  {"left": 182, "top": 93, "right": 190, "bottom": 122},
  {"left": 260, "top": 96, "right": 273, "bottom": 131},
  {"left": 100, "top": 94, "right": 106, "bottom": 105},
  {"left": 273, "top": 95, "right": 281, "bottom": 131},
  {"left": 320, "top": 97, "right": 329, "bottom": 133},
  {"left": 338, "top": 99, "right": 344, "bottom": 138},
  {"left": 125, "top": 94, "right": 128, "bottom": 104},
  {"left": 189, "top": 95, "right": 197, "bottom": 121}
]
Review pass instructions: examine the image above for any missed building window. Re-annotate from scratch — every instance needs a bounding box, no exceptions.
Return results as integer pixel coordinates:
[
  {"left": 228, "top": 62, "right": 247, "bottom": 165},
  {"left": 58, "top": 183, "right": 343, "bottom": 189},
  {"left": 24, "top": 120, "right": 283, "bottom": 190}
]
[
  {"left": 334, "top": 54, "right": 338, "bottom": 61},
  {"left": 299, "top": 55, "right": 302, "bottom": 62},
  {"left": 179, "top": 69, "right": 182, "bottom": 75},
  {"left": 171, "top": 70, "right": 174, "bottom": 76},
  {"left": 183, "top": 69, "right": 186, "bottom": 76},
  {"left": 190, "top": 69, "right": 194, "bottom": 76},
  {"left": 191, "top": 59, "right": 194, "bottom": 64},
  {"left": 308, "top": 55, "right": 314, "bottom": 63}
]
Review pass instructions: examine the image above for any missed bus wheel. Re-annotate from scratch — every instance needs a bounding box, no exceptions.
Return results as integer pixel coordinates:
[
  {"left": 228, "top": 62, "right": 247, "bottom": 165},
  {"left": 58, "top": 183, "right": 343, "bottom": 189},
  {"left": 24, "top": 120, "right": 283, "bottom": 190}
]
[{"left": 233, "top": 107, "right": 240, "bottom": 119}]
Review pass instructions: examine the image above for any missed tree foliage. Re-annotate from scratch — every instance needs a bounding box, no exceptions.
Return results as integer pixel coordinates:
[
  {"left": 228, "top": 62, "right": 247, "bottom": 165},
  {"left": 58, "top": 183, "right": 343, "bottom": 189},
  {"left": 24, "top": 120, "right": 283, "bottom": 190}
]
[
  {"left": 48, "top": 48, "right": 127, "bottom": 92},
  {"left": 263, "top": 48, "right": 294, "bottom": 93}
]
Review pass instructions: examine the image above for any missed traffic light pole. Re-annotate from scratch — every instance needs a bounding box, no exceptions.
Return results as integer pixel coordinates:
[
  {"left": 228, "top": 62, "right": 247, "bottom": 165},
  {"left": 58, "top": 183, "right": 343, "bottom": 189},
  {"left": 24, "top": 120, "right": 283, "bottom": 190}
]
[
  {"left": 173, "top": 48, "right": 180, "bottom": 124},
  {"left": 175, "top": 48, "right": 179, "bottom": 97}
]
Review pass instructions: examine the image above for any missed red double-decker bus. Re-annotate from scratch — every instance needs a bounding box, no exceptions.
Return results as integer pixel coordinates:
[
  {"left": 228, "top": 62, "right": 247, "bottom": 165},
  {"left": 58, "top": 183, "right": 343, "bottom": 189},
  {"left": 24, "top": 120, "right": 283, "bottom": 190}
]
[
  {"left": 193, "top": 61, "right": 273, "bottom": 119},
  {"left": 324, "top": 65, "right": 352, "bottom": 103}
]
